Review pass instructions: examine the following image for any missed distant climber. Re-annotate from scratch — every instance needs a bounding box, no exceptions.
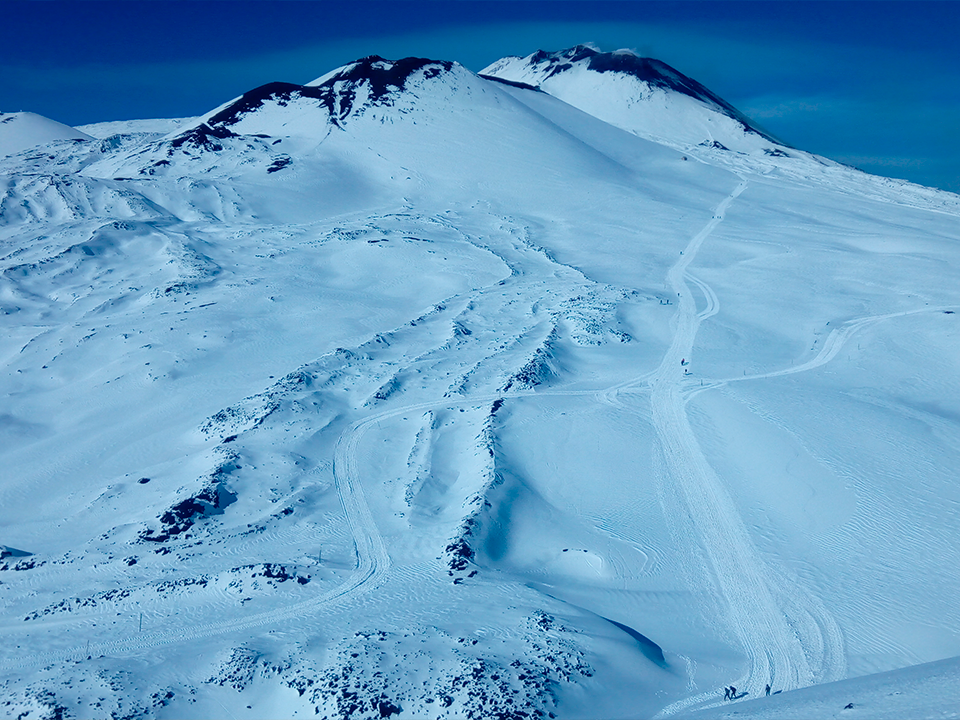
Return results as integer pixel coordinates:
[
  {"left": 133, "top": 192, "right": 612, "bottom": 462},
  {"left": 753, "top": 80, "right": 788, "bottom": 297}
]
[
  {"left": 723, "top": 687, "right": 730, "bottom": 700},
  {"left": 729, "top": 686, "right": 736, "bottom": 699},
  {"left": 765, "top": 684, "right": 771, "bottom": 697}
]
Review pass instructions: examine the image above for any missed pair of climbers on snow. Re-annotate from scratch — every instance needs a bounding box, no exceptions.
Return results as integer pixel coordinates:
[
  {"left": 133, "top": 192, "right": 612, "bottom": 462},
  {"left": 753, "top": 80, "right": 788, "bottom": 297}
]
[{"left": 723, "top": 684, "right": 772, "bottom": 701}]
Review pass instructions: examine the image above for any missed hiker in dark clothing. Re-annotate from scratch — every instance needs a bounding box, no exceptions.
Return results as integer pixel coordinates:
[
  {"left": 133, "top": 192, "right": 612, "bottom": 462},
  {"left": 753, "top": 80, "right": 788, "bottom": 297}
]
[
  {"left": 729, "top": 686, "right": 737, "bottom": 699},
  {"left": 765, "top": 684, "right": 771, "bottom": 697},
  {"left": 723, "top": 687, "right": 731, "bottom": 700}
]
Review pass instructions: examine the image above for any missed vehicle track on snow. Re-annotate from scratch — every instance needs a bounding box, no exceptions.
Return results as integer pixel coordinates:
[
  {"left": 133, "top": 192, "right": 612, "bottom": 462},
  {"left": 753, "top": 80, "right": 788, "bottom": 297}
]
[
  {"left": 649, "top": 179, "right": 847, "bottom": 717},
  {"left": 0, "top": 412, "right": 398, "bottom": 672},
  {"left": 0, "top": 380, "right": 584, "bottom": 673},
  {"left": 663, "top": 305, "right": 957, "bottom": 715},
  {"left": 685, "top": 305, "right": 959, "bottom": 408},
  {"left": 717, "top": 308, "right": 956, "bottom": 387},
  {"left": 10, "top": 196, "right": 941, "bottom": 702}
]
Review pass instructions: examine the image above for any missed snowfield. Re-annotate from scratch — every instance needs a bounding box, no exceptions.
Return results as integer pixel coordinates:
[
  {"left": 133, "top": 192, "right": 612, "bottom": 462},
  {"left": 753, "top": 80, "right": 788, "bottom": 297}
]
[{"left": 2, "top": 47, "right": 960, "bottom": 719}]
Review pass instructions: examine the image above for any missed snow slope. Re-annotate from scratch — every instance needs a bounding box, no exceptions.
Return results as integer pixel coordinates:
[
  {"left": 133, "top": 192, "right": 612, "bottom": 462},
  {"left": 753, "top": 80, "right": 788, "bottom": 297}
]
[
  {"left": 687, "top": 654, "right": 960, "bottom": 719},
  {"left": 2, "top": 49, "right": 960, "bottom": 720},
  {"left": 481, "top": 45, "right": 785, "bottom": 154},
  {"left": 76, "top": 118, "right": 194, "bottom": 139},
  {"left": 0, "top": 111, "right": 93, "bottom": 157}
]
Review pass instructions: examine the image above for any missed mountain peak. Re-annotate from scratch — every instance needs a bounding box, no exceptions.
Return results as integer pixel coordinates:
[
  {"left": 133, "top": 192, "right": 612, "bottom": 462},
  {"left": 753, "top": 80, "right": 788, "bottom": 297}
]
[
  {"left": 306, "top": 55, "right": 454, "bottom": 97},
  {"left": 481, "top": 45, "right": 784, "bottom": 152},
  {"left": 485, "top": 45, "right": 708, "bottom": 96},
  {"left": 174, "top": 56, "right": 457, "bottom": 143},
  {"left": 0, "top": 111, "right": 93, "bottom": 157}
]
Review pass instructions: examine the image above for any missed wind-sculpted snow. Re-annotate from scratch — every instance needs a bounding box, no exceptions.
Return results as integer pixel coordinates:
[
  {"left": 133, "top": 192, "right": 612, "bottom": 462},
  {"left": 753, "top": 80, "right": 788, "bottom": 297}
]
[{"left": 2, "top": 47, "right": 960, "bottom": 720}]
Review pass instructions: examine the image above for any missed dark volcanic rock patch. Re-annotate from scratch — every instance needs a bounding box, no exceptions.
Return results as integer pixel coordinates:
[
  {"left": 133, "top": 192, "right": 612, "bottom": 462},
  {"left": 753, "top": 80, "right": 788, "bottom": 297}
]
[
  {"left": 193, "top": 56, "right": 456, "bottom": 134},
  {"left": 139, "top": 457, "right": 240, "bottom": 543}
]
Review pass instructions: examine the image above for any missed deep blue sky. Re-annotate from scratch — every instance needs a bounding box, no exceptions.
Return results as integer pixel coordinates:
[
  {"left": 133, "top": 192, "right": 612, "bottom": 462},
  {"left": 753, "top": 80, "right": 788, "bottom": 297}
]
[{"left": 3, "top": 1, "right": 958, "bottom": 193}]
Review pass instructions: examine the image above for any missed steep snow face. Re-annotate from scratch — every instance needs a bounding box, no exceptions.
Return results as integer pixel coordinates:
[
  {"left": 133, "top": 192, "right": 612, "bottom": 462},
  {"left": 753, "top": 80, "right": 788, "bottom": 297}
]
[
  {"left": 481, "top": 45, "right": 782, "bottom": 154},
  {"left": 0, "top": 111, "right": 93, "bottom": 157}
]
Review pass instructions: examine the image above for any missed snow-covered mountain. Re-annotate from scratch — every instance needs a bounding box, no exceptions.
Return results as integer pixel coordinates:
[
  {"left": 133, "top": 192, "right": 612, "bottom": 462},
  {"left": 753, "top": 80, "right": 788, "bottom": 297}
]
[
  {"left": 481, "top": 44, "right": 785, "bottom": 154},
  {"left": 2, "top": 49, "right": 960, "bottom": 720},
  {"left": 0, "top": 111, "right": 94, "bottom": 157}
]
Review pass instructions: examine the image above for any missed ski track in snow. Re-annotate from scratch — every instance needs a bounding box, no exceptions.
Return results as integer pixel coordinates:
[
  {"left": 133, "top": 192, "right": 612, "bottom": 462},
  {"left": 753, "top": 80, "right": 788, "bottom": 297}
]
[
  {"left": 1, "top": 209, "right": 937, "bottom": 686},
  {"left": 612, "top": 231, "right": 955, "bottom": 716},
  {"left": 2, "top": 191, "right": 955, "bottom": 713},
  {"left": 640, "top": 186, "right": 957, "bottom": 717},
  {"left": 0, "top": 413, "right": 399, "bottom": 672}
]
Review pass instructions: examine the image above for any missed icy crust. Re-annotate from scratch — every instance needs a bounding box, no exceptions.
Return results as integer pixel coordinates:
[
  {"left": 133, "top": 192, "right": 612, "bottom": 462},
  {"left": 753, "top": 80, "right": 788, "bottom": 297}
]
[{"left": 481, "top": 45, "right": 784, "bottom": 154}]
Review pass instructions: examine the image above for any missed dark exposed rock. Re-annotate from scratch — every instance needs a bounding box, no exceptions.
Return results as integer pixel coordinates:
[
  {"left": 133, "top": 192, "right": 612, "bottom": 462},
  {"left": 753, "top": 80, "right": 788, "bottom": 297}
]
[
  {"left": 181, "top": 56, "right": 455, "bottom": 139},
  {"left": 169, "top": 123, "right": 238, "bottom": 153},
  {"left": 267, "top": 156, "right": 292, "bottom": 173},
  {"left": 139, "top": 458, "right": 240, "bottom": 543},
  {"left": 495, "top": 45, "right": 786, "bottom": 146},
  {"left": 479, "top": 75, "right": 544, "bottom": 93},
  {"left": 206, "top": 81, "right": 305, "bottom": 127},
  {"left": 700, "top": 139, "right": 730, "bottom": 150},
  {"left": 445, "top": 537, "right": 475, "bottom": 571}
]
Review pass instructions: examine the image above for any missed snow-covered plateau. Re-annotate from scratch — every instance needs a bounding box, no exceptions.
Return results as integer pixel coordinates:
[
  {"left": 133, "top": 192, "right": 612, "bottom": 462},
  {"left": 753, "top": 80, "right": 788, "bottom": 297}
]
[{"left": 2, "top": 45, "right": 959, "bottom": 719}]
